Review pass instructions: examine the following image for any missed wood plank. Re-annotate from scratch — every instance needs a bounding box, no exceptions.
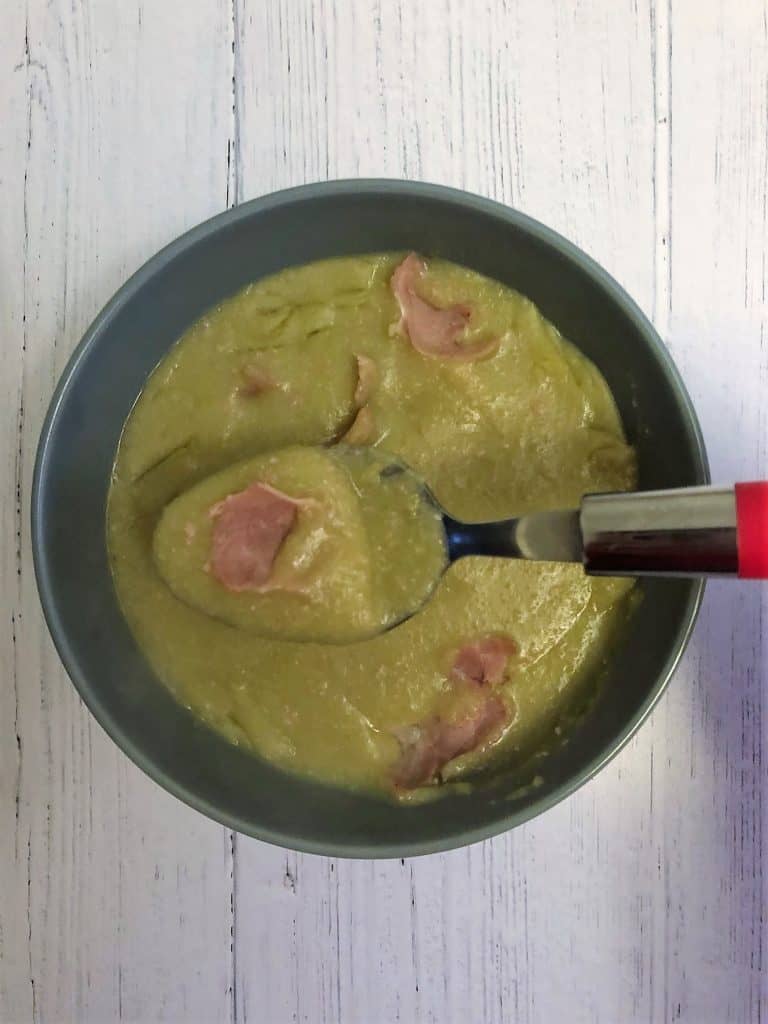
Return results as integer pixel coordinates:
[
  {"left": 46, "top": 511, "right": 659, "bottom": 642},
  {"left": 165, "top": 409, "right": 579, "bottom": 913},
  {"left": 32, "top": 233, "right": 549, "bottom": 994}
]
[
  {"left": 231, "top": 3, "right": 664, "bottom": 1023},
  {"left": 653, "top": 1, "right": 767, "bottom": 1019},
  {"left": 1, "top": 2, "right": 236, "bottom": 1021},
  {"left": 0, "top": 5, "right": 35, "bottom": 1020}
]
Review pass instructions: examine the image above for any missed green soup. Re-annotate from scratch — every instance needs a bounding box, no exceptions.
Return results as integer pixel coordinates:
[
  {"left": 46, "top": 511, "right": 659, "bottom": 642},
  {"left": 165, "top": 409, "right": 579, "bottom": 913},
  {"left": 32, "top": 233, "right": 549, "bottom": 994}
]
[{"left": 108, "top": 254, "right": 637, "bottom": 796}]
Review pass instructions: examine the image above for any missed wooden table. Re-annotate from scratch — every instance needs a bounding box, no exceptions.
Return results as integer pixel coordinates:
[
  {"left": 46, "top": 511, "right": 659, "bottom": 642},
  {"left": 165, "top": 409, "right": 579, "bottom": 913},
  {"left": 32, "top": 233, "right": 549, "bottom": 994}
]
[{"left": 2, "top": 2, "right": 765, "bottom": 1021}]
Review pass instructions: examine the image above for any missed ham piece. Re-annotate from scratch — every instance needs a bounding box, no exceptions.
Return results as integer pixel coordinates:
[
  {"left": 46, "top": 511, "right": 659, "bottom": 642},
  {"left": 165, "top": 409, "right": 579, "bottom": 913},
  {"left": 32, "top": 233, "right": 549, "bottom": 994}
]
[
  {"left": 238, "top": 364, "right": 275, "bottom": 396},
  {"left": 353, "top": 353, "right": 378, "bottom": 406},
  {"left": 393, "top": 695, "right": 509, "bottom": 789},
  {"left": 392, "top": 633, "right": 517, "bottom": 788},
  {"left": 390, "top": 253, "right": 499, "bottom": 361},
  {"left": 341, "top": 354, "right": 379, "bottom": 444},
  {"left": 450, "top": 634, "right": 518, "bottom": 688},
  {"left": 208, "top": 482, "right": 300, "bottom": 592},
  {"left": 341, "top": 405, "right": 376, "bottom": 445}
]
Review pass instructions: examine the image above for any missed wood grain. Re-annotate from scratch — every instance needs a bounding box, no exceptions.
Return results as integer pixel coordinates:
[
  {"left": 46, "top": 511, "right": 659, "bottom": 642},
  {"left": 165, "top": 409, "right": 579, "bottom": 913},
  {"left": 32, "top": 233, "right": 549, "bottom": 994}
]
[
  {"left": 1, "top": 3, "right": 236, "bottom": 1021},
  {"left": 1, "top": 1, "right": 765, "bottom": 1022}
]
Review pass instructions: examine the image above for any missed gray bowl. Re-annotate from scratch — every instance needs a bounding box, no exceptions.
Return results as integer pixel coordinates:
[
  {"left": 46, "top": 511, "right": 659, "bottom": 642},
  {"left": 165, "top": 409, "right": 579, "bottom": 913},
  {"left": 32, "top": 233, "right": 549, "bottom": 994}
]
[{"left": 32, "top": 181, "right": 707, "bottom": 857}]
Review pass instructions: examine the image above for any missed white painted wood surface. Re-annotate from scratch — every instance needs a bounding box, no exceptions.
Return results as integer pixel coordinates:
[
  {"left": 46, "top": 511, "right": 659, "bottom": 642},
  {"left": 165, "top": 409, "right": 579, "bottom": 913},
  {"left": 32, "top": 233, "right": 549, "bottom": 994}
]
[{"left": 1, "top": 1, "right": 765, "bottom": 1021}]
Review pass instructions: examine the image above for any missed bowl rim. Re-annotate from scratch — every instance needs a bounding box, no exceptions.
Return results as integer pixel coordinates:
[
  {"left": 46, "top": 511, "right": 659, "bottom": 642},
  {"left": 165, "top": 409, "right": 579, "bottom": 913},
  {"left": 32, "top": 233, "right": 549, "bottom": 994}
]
[{"left": 31, "top": 179, "right": 708, "bottom": 857}]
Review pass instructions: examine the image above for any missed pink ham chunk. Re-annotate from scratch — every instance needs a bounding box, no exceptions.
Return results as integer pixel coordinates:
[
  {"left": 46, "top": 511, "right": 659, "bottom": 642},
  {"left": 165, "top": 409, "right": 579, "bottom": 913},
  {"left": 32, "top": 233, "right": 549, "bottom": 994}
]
[
  {"left": 208, "top": 482, "right": 300, "bottom": 592},
  {"left": 238, "top": 364, "right": 275, "bottom": 397},
  {"left": 353, "top": 353, "right": 378, "bottom": 406},
  {"left": 341, "top": 405, "right": 376, "bottom": 445},
  {"left": 450, "top": 634, "right": 518, "bottom": 688},
  {"left": 339, "top": 354, "right": 379, "bottom": 445},
  {"left": 392, "top": 632, "right": 517, "bottom": 788},
  {"left": 390, "top": 253, "right": 499, "bottom": 362},
  {"left": 393, "top": 694, "right": 509, "bottom": 789}
]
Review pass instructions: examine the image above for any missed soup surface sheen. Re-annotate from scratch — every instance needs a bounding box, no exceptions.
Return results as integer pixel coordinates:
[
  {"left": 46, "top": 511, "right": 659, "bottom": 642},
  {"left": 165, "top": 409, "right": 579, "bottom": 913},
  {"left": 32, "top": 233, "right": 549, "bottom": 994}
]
[{"left": 108, "top": 253, "right": 637, "bottom": 796}]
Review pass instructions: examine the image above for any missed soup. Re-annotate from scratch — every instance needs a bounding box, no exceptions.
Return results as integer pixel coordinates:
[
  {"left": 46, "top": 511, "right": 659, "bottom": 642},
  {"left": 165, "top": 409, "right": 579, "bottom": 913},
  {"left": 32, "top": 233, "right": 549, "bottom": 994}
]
[{"left": 108, "top": 253, "right": 637, "bottom": 796}]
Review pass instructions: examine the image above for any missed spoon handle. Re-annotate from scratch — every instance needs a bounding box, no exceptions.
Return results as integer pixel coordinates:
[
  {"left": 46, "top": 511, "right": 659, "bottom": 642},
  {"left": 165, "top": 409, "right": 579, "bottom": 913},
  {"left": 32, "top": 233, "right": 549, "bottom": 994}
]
[{"left": 581, "top": 482, "right": 768, "bottom": 579}]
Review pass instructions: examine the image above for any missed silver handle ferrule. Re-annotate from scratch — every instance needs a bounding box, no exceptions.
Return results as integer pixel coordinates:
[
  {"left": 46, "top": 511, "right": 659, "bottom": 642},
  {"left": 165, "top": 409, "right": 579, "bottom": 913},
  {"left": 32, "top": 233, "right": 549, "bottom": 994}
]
[{"left": 581, "top": 486, "right": 738, "bottom": 577}]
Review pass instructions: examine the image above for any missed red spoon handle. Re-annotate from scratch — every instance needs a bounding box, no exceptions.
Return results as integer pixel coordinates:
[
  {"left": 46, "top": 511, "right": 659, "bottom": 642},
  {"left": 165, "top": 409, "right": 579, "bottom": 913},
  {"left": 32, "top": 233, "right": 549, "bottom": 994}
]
[{"left": 736, "top": 482, "right": 768, "bottom": 579}]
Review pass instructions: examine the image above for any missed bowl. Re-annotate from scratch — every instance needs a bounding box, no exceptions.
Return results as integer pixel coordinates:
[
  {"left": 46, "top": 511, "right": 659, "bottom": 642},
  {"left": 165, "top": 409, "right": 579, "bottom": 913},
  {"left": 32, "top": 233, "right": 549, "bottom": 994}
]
[{"left": 32, "top": 180, "right": 707, "bottom": 857}]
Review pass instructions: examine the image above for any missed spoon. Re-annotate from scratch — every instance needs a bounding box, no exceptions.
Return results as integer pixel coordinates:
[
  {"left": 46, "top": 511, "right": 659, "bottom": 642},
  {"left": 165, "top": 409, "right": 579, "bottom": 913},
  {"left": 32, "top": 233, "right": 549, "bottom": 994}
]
[
  {"left": 374, "top": 451, "right": 768, "bottom": 626},
  {"left": 153, "top": 442, "right": 767, "bottom": 644}
]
